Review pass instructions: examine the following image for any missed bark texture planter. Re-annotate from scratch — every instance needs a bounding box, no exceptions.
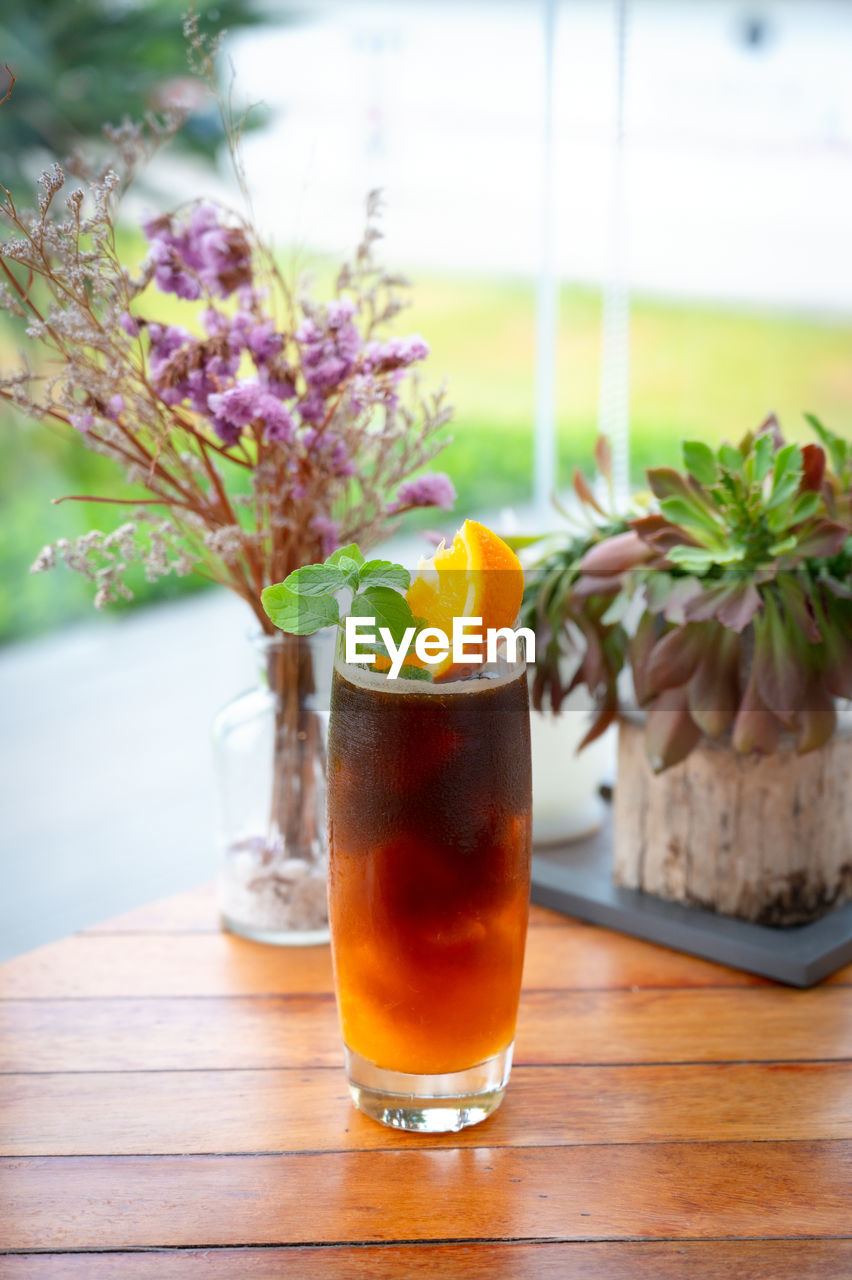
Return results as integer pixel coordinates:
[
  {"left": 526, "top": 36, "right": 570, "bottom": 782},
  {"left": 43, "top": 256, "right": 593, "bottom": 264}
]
[{"left": 614, "top": 710, "right": 852, "bottom": 925}]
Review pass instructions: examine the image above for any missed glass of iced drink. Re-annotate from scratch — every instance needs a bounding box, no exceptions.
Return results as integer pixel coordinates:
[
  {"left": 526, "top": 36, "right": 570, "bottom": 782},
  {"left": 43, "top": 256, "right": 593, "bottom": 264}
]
[{"left": 327, "top": 636, "right": 532, "bottom": 1132}]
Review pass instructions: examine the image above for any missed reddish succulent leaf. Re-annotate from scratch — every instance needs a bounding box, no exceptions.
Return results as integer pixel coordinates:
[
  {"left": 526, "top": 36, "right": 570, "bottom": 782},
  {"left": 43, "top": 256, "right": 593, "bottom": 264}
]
[
  {"left": 683, "top": 582, "right": 732, "bottom": 623},
  {"left": 687, "top": 627, "right": 740, "bottom": 739},
  {"left": 796, "top": 682, "right": 838, "bottom": 754},
  {"left": 577, "top": 690, "right": 618, "bottom": 751},
  {"left": 571, "top": 573, "right": 622, "bottom": 599},
  {"left": 776, "top": 574, "right": 821, "bottom": 643},
  {"left": 661, "top": 575, "right": 705, "bottom": 624},
  {"left": 644, "top": 621, "right": 709, "bottom": 698},
  {"left": 629, "top": 609, "right": 659, "bottom": 707},
  {"left": 823, "top": 574, "right": 852, "bottom": 600},
  {"left": 594, "top": 434, "right": 613, "bottom": 483},
  {"left": 683, "top": 580, "right": 762, "bottom": 631},
  {"left": 793, "top": 519, "right": 850, "bottom": 560},
  {"left": 572, "top": 468, "right": 606, "bottom": 515},
  {"left": 579, "top": 531, "right": 653, "bottom": 575},
  {"left": 799, "top": 443, "right": 826, "bottom": 493},
  {"left": 644, "top": 686, "right": 702, "bottom": 773},
  {"left": 646, "top": 467, "right": 695, "bottom": 502},
  {"left": 715, "top": 580, "right": 763, "bottom": 632},
  {"left": 632, "top": 514, "right": 701, "bottom": 553},
  {"left": 820, "top": 625, "right": 852, "bottom": 700},
  {"left": 757, "top": 412, "right": 784, "bottom": 449},
  {"left": 731, "top": 670, "right": 783, "bottom": 754},
  {"left": 753, "top": 595, "right": 806, "bottom": 725},
  {"left": 576, "top": 615, "right": 605, "bottom": 690}
]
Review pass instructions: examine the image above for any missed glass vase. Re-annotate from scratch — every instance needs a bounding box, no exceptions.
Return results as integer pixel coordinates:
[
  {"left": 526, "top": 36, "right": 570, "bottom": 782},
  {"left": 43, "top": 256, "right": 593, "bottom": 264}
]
[{"left": 213, "top": 631, "right": 333, "bottom": 945}]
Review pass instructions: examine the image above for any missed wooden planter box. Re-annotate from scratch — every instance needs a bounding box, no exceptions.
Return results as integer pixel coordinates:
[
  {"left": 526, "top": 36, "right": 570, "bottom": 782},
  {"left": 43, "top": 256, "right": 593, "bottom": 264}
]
[{"left": 614, "top": 710, "right": 852, "bottom": 925}]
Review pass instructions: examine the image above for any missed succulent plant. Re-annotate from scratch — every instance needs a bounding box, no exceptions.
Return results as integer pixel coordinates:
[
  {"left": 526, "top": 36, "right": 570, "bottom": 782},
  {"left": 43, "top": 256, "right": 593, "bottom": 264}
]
[{"left": 522, "top": 416, "right": 852, "bottom": 772}]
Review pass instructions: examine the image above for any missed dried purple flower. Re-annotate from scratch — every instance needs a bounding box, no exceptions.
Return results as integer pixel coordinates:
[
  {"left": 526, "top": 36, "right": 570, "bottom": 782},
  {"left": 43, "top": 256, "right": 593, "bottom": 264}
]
[
  {"left": 389, "top": 472, "right": 456, "bottom": 513},
  {"left": 311, "top": 515, "right": 340, "bottom": 557}
]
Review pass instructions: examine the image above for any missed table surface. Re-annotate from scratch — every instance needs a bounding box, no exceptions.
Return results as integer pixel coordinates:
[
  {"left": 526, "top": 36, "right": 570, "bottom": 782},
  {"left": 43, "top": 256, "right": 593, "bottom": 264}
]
[{"left": 1, "top": 885, "right": 851, "bottom": 1277}]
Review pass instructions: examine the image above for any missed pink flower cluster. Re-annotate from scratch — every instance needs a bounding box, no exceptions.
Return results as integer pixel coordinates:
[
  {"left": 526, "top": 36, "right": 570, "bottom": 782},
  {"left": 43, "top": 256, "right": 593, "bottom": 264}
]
[
  {"left": 131, "top": 200, "right": 453, "bottom": 555},
  {"left": 388, "top": 473, "right": 456, "bottom": 514},
  {"left": 143, "top": 203, "right": 252, "bottom": 301}
]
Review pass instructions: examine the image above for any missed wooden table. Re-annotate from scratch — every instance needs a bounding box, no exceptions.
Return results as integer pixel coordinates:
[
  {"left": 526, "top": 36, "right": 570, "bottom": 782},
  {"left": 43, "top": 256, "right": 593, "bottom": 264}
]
[{"left": 1, "top": 885, "right": 851, "bottom": 1277}]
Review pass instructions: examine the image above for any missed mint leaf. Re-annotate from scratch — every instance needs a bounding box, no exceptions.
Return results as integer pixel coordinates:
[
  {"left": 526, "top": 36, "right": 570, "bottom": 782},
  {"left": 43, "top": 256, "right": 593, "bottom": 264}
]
[
  {"left": 326, "top": 543, "right": 365, "bottom": 569},
  {"left": 331, "top": 555, "right": 361, "bottom": 589},
  {"left": 282, "top": 564, "right": 348, "bottom": 596},
  {"left": 351, "top": 585, "right": 416, "bottom": 643},
  {"left": 359, "top": 560, "right": 411, "bottom": 592},
  {"left": 398, "top": 664, "right": 433, "bottom": 682},
  {"left": 261, "top": 583, "right": 339, "bottom": 634}
]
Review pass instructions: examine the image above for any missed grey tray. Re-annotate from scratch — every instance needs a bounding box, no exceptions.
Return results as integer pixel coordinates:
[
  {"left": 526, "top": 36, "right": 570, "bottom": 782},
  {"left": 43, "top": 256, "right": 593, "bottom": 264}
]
[{"left": 531, "top": 813, "right": 852, "bottom": 987}]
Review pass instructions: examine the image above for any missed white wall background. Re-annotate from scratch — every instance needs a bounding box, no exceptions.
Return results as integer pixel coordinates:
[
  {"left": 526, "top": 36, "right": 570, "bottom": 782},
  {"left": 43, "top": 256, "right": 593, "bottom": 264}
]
[{"left": 225, "top": 0, "right": 852, "bottom": 313}]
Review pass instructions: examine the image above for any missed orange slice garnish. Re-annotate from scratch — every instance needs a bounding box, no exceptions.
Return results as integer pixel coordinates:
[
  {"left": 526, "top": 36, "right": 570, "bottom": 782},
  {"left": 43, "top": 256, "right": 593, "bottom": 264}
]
[{"left": 405, "top": 519, "right": 525, "bottom": 678}]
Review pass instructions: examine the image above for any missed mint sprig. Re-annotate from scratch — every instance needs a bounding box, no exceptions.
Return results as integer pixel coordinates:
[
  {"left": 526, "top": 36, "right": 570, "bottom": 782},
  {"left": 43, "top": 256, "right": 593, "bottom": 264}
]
[{"left": 261, "top": 545, "right": 430, "bottom": 677}]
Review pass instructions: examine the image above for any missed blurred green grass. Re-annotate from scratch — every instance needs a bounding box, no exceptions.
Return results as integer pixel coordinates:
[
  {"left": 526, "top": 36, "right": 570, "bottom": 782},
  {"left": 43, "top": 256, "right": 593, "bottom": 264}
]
[{"left": 2, "top": 254, "right": 851, "bottom": 642}]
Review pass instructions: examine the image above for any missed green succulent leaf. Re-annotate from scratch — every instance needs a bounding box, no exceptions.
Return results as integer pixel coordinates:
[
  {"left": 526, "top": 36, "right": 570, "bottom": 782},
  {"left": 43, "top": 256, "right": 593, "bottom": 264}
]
[
  {"left": 666, "top": 544, "right": 746, "bottom": 571},
  {"left": 767, "top": 535, "right": 798, "bottom": 557},
  {"left": 788, "top": 492, "right": 822, "bottom": 526},
  {"left": 718, "top": 443, "right": 744, "bottom": 474},
  {"left": 766, "top": 473, "right": 803, "bottom": 514},
  {"left": 682, "top": 441, "right": 719, "bottom": 487},
  {"left": 659, "top": 496, "right": 725, "bottom": 541},
  {"left": 752, "top": 431, "right": 774, "bottom": 483},
  {"left": 771, "top": 442, "right": 803, "bottom": 487},
  {"left": 804, "top": 413, "right": 849, "bottom": 478},
  {"left": 665, "top": 546, "right": 724, "bottom": 572}
]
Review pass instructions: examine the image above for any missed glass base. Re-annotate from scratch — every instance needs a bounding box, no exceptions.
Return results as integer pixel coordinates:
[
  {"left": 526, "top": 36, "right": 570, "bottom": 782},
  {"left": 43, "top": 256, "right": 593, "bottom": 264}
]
[
  {"left": 221, "top": 914, "right": 330, "bottom": 946},
  {"left": 344, "top": 1042, "right": 513, "bottom": 1132}
]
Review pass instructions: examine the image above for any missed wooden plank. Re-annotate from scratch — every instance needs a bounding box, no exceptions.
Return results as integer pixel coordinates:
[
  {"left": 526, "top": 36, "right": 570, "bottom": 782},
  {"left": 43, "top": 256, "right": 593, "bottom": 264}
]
[
  {"left": 3, "top": 988, "right": 852, "bottom": 1073},
  {"left": 1, "top": 1142, "right": 850, "bottom": 1249},
  {"left": 528, "top": 903, "right": 576, "bottom": 927},
  {"left": 80, "top": 883, "right": 568, "bottom": 935},
  {"left": 2, "top": 1240, "right": 852, "bottom": 1280},
  {"left": 2, "top": 1062, "right": 851, "bottom": 1157},
  {"left": 0, "top": 936, "right": 335, "bottom": 999},
  {"left": 0, "top": 926, "right": 770, "bottom": 1001},
  {"left": 81, "top": 884, "right": 220, "bottom": 934}
]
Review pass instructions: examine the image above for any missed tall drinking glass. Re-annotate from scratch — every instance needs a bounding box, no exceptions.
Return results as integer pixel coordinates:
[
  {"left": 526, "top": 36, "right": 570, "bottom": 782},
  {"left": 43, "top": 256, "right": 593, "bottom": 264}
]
[{"left": 327, "top": 638, "right": 532, "bottom": 1132}]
